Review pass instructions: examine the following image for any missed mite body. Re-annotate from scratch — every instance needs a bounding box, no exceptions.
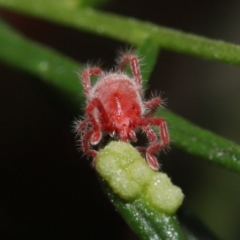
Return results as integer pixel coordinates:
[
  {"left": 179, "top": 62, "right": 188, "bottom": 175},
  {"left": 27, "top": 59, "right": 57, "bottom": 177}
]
[{"left": 76, "top": 53, "right": 169, "bottom": 170}]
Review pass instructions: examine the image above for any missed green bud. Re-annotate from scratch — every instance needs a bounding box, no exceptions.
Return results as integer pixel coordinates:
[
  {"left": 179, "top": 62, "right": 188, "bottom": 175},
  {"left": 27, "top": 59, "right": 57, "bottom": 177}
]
[{"left": 95, "top": 141, "right": 184, "bottom": 214}]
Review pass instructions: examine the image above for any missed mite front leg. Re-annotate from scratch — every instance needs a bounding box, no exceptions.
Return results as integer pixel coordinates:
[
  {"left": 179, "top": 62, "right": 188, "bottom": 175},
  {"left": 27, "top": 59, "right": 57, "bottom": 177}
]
[
  {"left": 138, "top": 117, "right": 169, "bottom": 170},
  {"left": 75, "top": 118, "right": 89, "bottom": 136},
  {"left": 116, "top": 53, "right": 142, "bottom": 90},
  {"left": 143, "top": 97, "right": 162, "bottom": 117},
  {"left": 81, "top": 130, "right": 98, "bottom": 160},
  {"left": 86, "top": 98, "right": 109, "bottom": 145},
  {"left": 81, "top": 67, "right": 103, "bottom": 98}
]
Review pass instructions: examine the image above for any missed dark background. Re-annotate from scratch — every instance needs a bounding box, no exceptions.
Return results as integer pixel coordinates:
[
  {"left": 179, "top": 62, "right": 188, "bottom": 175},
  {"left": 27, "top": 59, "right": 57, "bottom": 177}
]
[{"left": 1, "top": 0, "right": 240, "bottom": 239}]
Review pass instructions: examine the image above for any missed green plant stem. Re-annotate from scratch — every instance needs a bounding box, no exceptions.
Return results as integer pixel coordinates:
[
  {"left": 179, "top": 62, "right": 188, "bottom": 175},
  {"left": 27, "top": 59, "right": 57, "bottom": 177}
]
[
  {"left": 1, "top": 19, "right": 240, "bottom": 173},
  {"left": 178, "top": 207, "right": 219, "bottom": 240},
  {"left": 0, "top": 19, "right": 82, "bottom": 100},
  {"left": 100, "top": 178, "right": 186, "bottom": 240},
  {"left": 1, "top": 0, "right": 240, "bottom": 66},
  {"left": 137, "top": 37, "right": 160, "bottom": 88},
  {"left": 161, "top": 109, "right": 240, "bottom": 173}
]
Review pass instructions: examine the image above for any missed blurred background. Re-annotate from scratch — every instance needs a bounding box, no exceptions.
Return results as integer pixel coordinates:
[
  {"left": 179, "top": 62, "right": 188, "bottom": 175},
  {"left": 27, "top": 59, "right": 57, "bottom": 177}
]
[{"left": 0, "top": 0, "right": 240, "bottom": 239}]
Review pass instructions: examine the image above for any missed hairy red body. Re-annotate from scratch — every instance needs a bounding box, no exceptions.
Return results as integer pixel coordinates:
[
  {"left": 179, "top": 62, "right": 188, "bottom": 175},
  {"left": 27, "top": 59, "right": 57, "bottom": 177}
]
[{"left": 75, "top": 53, "right": 169, "bottom": 170}]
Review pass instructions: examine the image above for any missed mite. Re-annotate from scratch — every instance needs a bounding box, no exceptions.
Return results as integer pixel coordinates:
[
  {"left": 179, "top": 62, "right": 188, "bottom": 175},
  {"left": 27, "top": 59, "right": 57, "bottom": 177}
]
[{"left": 75, "top": 52, "right": 169, "bottom": 170}]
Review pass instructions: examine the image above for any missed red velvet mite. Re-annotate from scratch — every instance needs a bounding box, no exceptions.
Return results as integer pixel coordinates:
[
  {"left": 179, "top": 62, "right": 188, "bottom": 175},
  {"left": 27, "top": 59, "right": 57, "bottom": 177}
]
[{"left": 75, "top": 52, "right": 169, "bottom": 170}]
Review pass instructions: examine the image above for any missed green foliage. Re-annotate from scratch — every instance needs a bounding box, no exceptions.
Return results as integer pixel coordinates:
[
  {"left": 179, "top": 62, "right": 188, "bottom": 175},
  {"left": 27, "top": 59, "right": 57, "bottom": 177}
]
[
  {"left": 0, "top": 0, "right": 239, "bottom": 239},
  {"left": 0, "top": 20, "right": 81, "bottom": 98}
]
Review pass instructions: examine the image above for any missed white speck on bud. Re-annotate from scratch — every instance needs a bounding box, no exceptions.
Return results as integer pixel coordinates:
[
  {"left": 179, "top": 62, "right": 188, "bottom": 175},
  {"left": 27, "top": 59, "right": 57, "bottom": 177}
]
[{"left": 38, "top": 61, "right": 49, "bottom": 72}]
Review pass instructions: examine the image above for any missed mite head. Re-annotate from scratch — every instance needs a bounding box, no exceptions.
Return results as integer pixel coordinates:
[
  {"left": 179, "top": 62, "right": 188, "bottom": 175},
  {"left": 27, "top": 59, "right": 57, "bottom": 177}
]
[
  {"left": 112, "top": 101, "right": 142, "bottom": 142},
  {"left": 114, "top": 115, "right": 131, "bottom": 141}
]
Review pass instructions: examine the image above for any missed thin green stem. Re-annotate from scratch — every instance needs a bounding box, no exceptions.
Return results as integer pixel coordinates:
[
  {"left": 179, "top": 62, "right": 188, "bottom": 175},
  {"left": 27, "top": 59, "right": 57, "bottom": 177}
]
[
  {"left": 100, "top": 178, "right": 186, "bottom": 240},
  {"left": 161, "top": 109, "right": 240, "bottom": 173},
  {"left": 1, "top": 0, "right": 240, "bottom": 65},
  {"left": 0, "top": 19, "right": 82, "bottom": 100},
  {"left": 1, "top": 19, "right": 240, "bottom": 173}
]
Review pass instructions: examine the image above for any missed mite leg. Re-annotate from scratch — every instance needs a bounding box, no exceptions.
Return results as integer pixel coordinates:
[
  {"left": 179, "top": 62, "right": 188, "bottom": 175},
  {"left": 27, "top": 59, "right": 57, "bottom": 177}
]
[
  {"left": 143, "top": 97, "right": 162, "bottom": 117},
  {"left": 81, "top": 67, "right": 103, "bottom": 98},
  {"left": 138, "top": 117, "right": 169, "bottom": 170},
  {"left": 135, "top": 146, "right": 147, "bottom": 154},
  {"left": 86, "top": 98, "right": 109, "bottom": 145},
  {"left": 116, "top": 53, "right": 142, "bottom": 91},
  {"left": 135, "top": 125, "right": 157, "bottom": 158},
  {"left": 81, "top": 130, "right": 98, "bottom": 159},
  {"left": 75, "top": 118, "right": 89, "bottom": 136}
]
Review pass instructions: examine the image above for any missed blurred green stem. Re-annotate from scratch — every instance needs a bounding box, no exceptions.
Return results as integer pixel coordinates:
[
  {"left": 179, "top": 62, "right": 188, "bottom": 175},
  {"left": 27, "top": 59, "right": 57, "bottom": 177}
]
[
  {"left": 1, "top": 18, "right": 240, "bottom": 173},
  {"left": 1, "top": 0, "right": 240, "bottom": 65}
]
